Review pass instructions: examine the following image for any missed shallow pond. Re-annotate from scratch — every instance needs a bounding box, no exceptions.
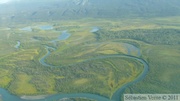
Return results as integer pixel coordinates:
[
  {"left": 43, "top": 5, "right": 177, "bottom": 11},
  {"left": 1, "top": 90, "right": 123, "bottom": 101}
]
[
  {"left": 50, "top": 30, "right": 71, "bottom": 46},
  {"left": 58, "top": 31, "right": 71, "bottom": 40}
]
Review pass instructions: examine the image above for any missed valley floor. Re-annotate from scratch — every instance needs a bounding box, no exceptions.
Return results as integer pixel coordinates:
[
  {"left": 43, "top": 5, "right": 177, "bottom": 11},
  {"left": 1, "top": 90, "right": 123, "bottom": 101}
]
[{"left": 0, "top": 17, "right": 179, "bottom": 101}]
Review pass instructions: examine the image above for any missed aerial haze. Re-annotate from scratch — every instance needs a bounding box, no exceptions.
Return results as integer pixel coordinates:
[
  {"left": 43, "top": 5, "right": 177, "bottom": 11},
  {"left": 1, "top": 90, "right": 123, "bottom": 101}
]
[{"left": 0, "top": 0, "right": 179, "bottom": 101}]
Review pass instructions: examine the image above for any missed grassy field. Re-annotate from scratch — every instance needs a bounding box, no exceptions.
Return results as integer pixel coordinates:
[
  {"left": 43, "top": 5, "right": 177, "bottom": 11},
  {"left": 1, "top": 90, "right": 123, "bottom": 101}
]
[{"left": 0, "top": 16, "right": 180, "bottom": 100}]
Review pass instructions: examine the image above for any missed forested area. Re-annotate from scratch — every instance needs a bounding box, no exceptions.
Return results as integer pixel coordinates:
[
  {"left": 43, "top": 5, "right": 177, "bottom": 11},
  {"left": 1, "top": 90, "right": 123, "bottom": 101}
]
[
  {"left": 95, "top": 29, "right": 180, "bottom": 45},
  {"left": 0, "top": 45, "right": 143, "bottom": 97},
  {"left": 123, "top": 45, "right": 180, "bottom": 95}
]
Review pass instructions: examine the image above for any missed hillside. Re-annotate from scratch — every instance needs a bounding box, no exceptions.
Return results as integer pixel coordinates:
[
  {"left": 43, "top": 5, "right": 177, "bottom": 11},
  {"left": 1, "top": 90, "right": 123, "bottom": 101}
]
[{"left": 0, "top": 0, "right": 180, "bottom": 24}]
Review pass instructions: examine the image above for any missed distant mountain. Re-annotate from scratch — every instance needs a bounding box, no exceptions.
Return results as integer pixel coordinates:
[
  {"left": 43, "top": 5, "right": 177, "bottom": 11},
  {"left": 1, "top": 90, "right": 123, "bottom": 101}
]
[
  {"left": 73, "top": 0, "right": 89, "bottom": 5},
  {"left": 0, "top": 0, "right": 180, "bottom": 24}
]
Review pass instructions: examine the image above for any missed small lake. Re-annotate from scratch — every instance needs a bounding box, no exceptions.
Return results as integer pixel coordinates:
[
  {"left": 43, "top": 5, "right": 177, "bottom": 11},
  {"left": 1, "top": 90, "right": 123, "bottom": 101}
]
[
  {"left": 20, "top": 25, "right": 53, "bottom": 31},
  {"left": 39, "top": 25, "right": 53, "bottom": 30},
  {"left": 90, "top": 27, "right": 99, "bottom": 32},
  {"left": 58, "top": 31, "right": 71, "bottom": 40},
  {"left": 50, "top": 30, "right": 71, "bottom": 46},
  {"left": 14, "top": 41, "right": 21, "bottom": 49}
]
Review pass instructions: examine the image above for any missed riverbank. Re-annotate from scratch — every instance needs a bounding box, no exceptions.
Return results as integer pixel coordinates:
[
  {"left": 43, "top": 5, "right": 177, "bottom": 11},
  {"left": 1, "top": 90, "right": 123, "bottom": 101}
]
[{"left": 20, "top": 95, "right": 48, "bottom": 100}]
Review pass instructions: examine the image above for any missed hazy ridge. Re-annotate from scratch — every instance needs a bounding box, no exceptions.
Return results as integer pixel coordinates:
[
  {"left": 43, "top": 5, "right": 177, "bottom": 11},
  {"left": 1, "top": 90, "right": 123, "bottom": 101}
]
[{"left": 0, "top": 0, "right": 180, "bottom": 24}]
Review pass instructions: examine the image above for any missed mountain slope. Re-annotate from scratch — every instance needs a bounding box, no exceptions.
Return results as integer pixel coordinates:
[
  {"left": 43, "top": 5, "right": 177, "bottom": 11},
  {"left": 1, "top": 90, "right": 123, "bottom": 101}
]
[{"left": 0, "top": 0, "right": 180, "bottom": 23}]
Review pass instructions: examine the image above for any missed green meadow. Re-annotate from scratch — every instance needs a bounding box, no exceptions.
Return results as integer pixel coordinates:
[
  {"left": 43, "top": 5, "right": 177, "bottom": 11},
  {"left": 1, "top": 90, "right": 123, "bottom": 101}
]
[{"left": 0, "top": 16, "right": 180, "bottom": 100}]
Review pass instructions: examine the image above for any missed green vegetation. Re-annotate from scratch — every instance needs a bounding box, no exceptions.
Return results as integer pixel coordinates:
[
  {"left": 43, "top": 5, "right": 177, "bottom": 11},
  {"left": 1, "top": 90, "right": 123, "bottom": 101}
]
[
  {"left": 92, "top": 18, "right": 180, "bottom": 100},
  {"left": 53, "top": 57, "right": 143, "bottom": 97},
  {"left": 124, "top": 45, "right": 180, "bottom": 94},
  {"left": 95, "top": 29, "right": 180, "bottom": 45},
  {"left": 0, "top": 19, "right": 144, "bottom": 98},
  {"left": 0, "top": 16, "right": 180, "bottom": 101}
]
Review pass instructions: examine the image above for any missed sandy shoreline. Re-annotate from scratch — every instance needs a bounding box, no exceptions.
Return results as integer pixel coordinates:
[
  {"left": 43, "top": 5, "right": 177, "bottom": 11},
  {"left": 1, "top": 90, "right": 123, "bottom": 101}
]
[{"left": 20, "top": 95, "right": 48, "bottom": 100}]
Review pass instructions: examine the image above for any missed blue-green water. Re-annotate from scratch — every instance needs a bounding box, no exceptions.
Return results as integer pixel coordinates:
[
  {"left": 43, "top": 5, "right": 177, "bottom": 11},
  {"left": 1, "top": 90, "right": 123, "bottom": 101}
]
[
  {"left": 39, "top": 30, "right": 71, "bottom": 67},
  {"left": 50, "top": 30, "right": 71, "bottom": 46},
  {"left": 0, "top": 88, "right": 110, "bottom": 101},
  {"left": 39, "top": 46, "right": 56, "bottom": 67},
  {"left": 20, "top": 25, "right": 53, "bottom": 31},
  {"left": 58, "top": 31, "right": 71, "bottom": 40}
]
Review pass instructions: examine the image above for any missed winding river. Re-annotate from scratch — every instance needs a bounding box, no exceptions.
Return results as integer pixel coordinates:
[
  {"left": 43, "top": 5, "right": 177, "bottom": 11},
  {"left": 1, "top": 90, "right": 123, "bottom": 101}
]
[
  {"left": 39, "top": 30, "right": 71, "bottom": 67},
  {"left": 39, "top": 46, "right": 56, "bottom": 67},
  {"left": 0, "top": 28, "right": 149, "bottom": 101}
]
